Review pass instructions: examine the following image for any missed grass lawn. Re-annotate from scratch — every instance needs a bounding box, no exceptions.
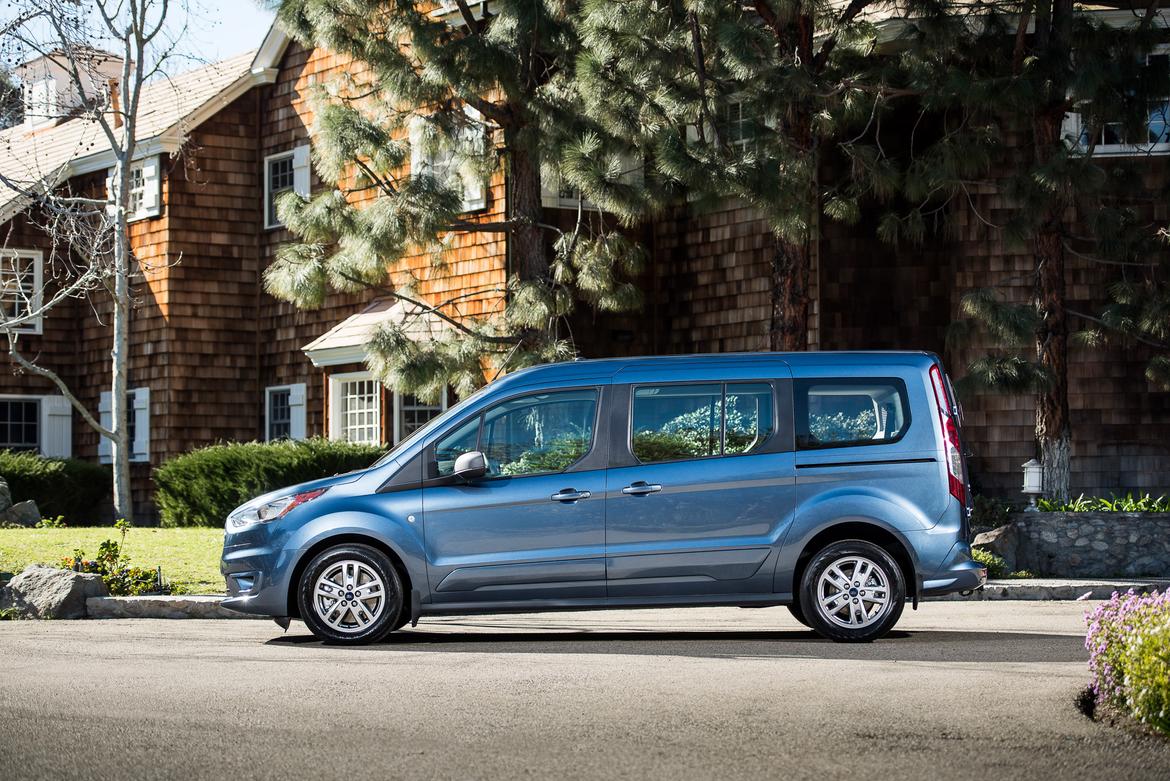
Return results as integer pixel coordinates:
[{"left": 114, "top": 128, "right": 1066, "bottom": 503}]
[{"left": 0, "top": 527, "right": 225, "bottom": 594}]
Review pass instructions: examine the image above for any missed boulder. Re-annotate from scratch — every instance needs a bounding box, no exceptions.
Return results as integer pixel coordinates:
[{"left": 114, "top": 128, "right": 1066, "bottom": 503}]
[
  {"left": 0, "top": 499, "right": 41, "bottom": 527},
  {"left": 1, "top": 565, "right": 108, "bottom": 619},
  {"left": 0, "top": 477, "right": 11, "bottom": 513},
  {"left": 973, "top": 523, "right": 1019, "bottom": 573}
]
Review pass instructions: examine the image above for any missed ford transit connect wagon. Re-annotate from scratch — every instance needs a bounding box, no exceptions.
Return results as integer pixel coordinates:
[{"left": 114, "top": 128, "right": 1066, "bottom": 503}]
[{"left": 222, "top": 352, "right": 986, "bottom": 643}]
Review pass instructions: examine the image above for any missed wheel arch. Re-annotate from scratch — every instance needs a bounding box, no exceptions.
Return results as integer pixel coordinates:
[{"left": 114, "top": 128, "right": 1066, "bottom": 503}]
[
  {"left": 286, "top": 533, "right": 414, "bottom": 619},
  {"left": 790, "top": 521, "right": 917, "bottom": 605}
]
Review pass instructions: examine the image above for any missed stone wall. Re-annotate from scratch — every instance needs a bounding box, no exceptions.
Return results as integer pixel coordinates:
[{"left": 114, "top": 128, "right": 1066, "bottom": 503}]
[{"left": 982, "top": 512, "right": 1170, "bottom": 578}]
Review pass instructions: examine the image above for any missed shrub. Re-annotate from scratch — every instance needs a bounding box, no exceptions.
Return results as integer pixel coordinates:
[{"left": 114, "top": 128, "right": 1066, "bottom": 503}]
[
  {"left": 1085, "top": 589, "right": 1170, "bottom": 736},
  {"left": 0, "top": 451, "right": 109, "bottom": 523},
  {"left": 1039, "top": 493, "right": 1170, "bottom": 513},
  {"left": 60, "top": 520, "right": 161, "bottom": 596},
  {"left": 971, "top": 546, "right": 1034, "bottom": 579},
  {"left": 154, "top": 438, "right": 385, "bottom": 527}
]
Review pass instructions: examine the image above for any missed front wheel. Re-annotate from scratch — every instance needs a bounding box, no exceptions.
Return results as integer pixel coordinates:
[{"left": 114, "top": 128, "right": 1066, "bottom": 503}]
[
  {"left": 799, "top": 540, "right": 905, "bottom": 643},
  {"left": 297, "top": 544, "right": 404, "bottom": 645}
]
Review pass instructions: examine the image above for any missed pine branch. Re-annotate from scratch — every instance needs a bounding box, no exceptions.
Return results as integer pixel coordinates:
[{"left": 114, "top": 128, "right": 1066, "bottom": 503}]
[
  {"left": 1068, "top": 308, "right": 1170, "bottom": 350},
  {"left": 814, "top": 0, "right": 879, "bottom": 72}
]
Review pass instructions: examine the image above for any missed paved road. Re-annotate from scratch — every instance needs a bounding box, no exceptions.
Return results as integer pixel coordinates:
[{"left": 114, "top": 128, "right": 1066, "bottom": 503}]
[{"left": 2, "top": 602, "right": 1168, "bottom": 780}]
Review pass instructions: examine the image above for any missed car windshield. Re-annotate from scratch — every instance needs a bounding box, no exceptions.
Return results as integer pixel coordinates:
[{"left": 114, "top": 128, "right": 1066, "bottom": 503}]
[{"left": 369, "top": 382, "right": 496, "bottom": 468}]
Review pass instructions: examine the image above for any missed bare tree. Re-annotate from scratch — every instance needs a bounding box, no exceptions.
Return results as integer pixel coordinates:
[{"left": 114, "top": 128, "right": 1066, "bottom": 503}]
[{"left": 0, "top": 0, "right": 187, "bottom": 521}]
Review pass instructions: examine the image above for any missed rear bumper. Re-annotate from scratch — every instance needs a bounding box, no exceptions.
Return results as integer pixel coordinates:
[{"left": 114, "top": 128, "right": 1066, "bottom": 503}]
[{"left": 920, "top": 540, "right": 987, "bottom": 596}]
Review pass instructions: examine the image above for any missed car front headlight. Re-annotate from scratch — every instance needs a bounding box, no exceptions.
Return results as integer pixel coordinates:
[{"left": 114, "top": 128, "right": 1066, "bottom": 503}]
[{"left": 226, "top": 488, "right": 328, "bottom": 531}]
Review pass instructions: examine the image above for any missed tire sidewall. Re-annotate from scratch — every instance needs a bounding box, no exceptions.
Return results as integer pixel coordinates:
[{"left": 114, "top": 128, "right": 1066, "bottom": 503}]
[
  {"left": 800, "top": 540, "right": 906, "bottom": 643},
  {"left": 297, "top": 544, "right": 403, "bottom": 645}
]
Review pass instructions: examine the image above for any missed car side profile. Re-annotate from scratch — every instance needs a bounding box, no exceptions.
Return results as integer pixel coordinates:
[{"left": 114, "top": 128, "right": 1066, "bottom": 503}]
[{"left": 221, "top": 352, "right": 986, "bottom": 644}]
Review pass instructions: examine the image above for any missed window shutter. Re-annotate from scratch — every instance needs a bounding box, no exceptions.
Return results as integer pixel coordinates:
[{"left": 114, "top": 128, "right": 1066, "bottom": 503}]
[
  {"left": 140, "top": 156, "right": 161, "bottom": 218},
  {"left": 292, "top": 143, "right": 311, "bottom": 198},
  {"left": 98, "top": 392, "right": 112, "bottom": 464},
  {"left": 289, "top": 383, "right": 307, "bottom": 440},
  {"left": 132, "top": 387, "right": 150, "bottom": 462},
  {"left": 461, "top": 106, "right": 487, "bottom": 211},
  {"left": 409, "top": 117, "right": 427, "bottom": 179},
  {"left": 39, "top": 395, "right": 72, "bottom": 458}
]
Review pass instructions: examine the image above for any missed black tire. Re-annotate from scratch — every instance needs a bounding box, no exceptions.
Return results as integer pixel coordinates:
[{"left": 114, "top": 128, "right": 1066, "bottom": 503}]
[
  {"left": 786, "top": 602, "right": 812, "bottom": 628},
  {"left": 297, "top": 544, "right": 404, "bottom": 645},
  {"left": 799, "top": 539, "right": 906, "bottom": 643}
]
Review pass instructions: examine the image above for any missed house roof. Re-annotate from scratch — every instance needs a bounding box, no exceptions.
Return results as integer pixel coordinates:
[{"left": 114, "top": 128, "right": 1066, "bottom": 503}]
[
  {"left": 0, "top": 49, "right": 267, "bottom": 224},
  {"left": 302, "top": 299, "right": 453, "bottom": 368}
]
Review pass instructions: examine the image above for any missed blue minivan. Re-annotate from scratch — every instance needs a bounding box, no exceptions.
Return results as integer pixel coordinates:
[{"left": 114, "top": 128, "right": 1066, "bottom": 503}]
[{"left": 222, "top": 352, "right": 986, "bottom": 643}]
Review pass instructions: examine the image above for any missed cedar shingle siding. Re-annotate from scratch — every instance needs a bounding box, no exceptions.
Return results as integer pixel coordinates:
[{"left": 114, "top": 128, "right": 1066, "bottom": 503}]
[{"left": 0, "top": 36, "right": 1166, "bottom": 520}]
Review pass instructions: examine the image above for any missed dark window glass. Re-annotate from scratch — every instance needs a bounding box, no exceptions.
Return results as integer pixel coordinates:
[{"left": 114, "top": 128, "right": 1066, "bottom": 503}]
[
  {"left": 631, "top": 382, "right": 774, "bottom": 463},
  {"left": 267, "top": 154, "right": 295, "bottom": 226},
  {"left": 0, "top": 399, "right": 39, "bottom": 450},
  {"left": 795, "top": 378, "right": 910, "bottom": 450},
  {"left": 268, "top": 389, "right": 291, "bottom": 441}
]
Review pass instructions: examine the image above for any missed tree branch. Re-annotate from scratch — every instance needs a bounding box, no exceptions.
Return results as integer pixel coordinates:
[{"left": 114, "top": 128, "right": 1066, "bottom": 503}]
[{"left": 5, "top": 335, "right": 116, "bottom": 439}]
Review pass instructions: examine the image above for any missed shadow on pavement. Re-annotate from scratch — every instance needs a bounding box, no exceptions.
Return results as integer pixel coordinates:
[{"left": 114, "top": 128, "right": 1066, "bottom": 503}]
[{"left": 267, "top": 627, "right": 1086, "bottom": 663}]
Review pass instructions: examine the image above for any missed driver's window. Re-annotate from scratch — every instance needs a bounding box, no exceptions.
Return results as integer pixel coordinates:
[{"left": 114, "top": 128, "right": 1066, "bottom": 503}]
[
  {"left": 481, "top": 389, "right": 598, "bottom": 477},
  {"left": 434, "top": 417, "right": 479, "bottom": 477}
]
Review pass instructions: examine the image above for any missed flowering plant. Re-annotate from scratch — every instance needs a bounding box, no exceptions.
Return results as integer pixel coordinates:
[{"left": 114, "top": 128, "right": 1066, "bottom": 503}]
[{"left": 1085, "top": 589, "right": 1170, "bottom": 735}]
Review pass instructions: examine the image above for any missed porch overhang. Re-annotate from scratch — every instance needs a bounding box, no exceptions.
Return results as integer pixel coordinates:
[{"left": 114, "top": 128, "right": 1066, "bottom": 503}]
[{"left": 301, "top": 298, "right": 450, "bottom": 368}]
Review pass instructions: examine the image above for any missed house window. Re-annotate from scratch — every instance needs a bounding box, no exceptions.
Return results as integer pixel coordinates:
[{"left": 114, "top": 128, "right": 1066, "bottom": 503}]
[
  {"left": 127, "top": 164, "right": 146, "bottom": 215},
  {"left": 718, "top": 101, "right": 757, "bottom": 151},
  {"left": 106, "top": 157, "right": 160, "bottom": 222},
  {"left": 1069, "top": 50, "right": 1170, "bottom": 156},
  {"left": 0, "top": 249, "right": 43, "bottom": 334},
  {"left": 264, "top": 145, "right": 311, "bottom": 229},
  {"left": 329, "top": 373, "right": 381, "bottom": 445},
  {"left": 409, "top": 108, "right": 488, "bottom": 211},
  {"left": 98, "top": 387, "right": 151, "bottom": 463},
  {"left": 0, "top": 399, "right": 39, "bottom": 451},
  {"left": 394, "top": 390, "right": 448, "bottom": 444},
  {"left": 265, "top": 383, "right": 306, "bottom": 441}
]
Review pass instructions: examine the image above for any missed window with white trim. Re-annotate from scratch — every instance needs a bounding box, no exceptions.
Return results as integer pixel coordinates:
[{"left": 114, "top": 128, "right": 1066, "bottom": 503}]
[
  {"left": 541, "top": 151, "right": 643, "bottom": 210},
  {"left": 394, "top": 390, "right": 448, "bottom": 444},
  {"left": 264, "top": 145, "right": 312, "bottom": 229},
  {"left": 718, "top": 100, "right": 757, "bottom": 151},
  {"left": 265, "top": 383, "right": 306, "bottom": 441},
  {"left": 105, "top": 157, "right": 161, "bottom": 222},
  {"left": 409, "top": 107, "right": 488, "bottom": 212},
  {"left": 0, "top": 249, "right": 43, "bottom": 334},
  {"left": 98, "top": 387, "right": 151, "bottom": 463},
  {"left": 329, "top": 373, "right": 381, "bottom": 445},
  {"left": 1067, "top": 49, "right": 1170, "bottom": 156},
  {"left": 0, "top": 398, "right": 39, "bottom": 451}
]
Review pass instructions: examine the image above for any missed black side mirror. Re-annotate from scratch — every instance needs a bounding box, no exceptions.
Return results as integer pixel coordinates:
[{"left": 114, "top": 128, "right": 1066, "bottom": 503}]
[{"left": 452, "top": 450, "right": 488, "bottom": 482}]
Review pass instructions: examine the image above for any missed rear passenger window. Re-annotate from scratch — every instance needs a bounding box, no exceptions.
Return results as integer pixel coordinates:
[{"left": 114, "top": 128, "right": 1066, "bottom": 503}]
[
  {"left": 631, "top": 382, "right": 774, "bottom": 463},
  {"left": 795, "top": 378, "right": 909, "bottom": 450}
]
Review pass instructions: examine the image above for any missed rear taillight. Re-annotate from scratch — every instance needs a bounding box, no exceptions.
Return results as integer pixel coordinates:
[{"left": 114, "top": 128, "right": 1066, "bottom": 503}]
[{"left": 929, "top": 364, "right": 966, "bottom": 505}]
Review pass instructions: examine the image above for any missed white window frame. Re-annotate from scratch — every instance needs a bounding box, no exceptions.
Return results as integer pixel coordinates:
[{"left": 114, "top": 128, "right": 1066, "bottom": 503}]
[
  {"left": 0, "top": 395, "right": 42, "bottom": 452},
  {"left": 98, "top": 387, "right": 150, "bottom": 463},
  {"left": 541, "top": 152, "right": 643, "bottom": 210},
  {"left": 328, "top": 371, "right": 382, "bottom": 445},
  {"left": 392, "top": 388, "right": 448, "bottom": 444},
  {"left": 0, "top": 249, "right": 44, "bottom": 335},
  {"left": 264, "top": 144, "right": 311, "bottom": 229},
  {"left": 105, "top": 156, "right": 161, "bottom": 222},
  {"left": 265, "top": 383, "right": 306, "bottom": 441},
  {"left": 409, "top": 107, "right": 488, "bottom": 212},
  {"left": 1066, "top": 46, "right": 1170, "bottom": 157}
]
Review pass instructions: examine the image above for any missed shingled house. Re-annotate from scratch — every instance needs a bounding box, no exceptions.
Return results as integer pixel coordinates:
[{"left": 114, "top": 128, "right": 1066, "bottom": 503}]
[{"left": 0, "top": 15, "right": 1167, "bottom": 518}]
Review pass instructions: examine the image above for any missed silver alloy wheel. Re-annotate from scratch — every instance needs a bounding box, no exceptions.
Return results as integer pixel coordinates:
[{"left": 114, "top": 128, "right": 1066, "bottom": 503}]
[
  {"left": 313, "top": 560, "right": 386, "bottom": 634},
  {"left": 815, "top": 555, "right": 891, "bottom": 629}
]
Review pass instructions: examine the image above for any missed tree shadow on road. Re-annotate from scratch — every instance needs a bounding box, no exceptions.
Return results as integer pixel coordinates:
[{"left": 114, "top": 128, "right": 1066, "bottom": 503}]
[{"left": 267, "top": 627, "right": 1086, "bottom": 663}]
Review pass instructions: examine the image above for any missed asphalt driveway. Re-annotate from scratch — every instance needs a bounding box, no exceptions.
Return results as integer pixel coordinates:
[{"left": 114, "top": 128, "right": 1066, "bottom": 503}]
[{"left": 1, "top": 602, "right": 1168, "bottom": 780}]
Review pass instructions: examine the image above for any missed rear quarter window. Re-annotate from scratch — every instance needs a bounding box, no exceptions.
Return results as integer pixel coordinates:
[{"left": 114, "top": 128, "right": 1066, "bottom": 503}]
[{"left": 795, "top": 377, "right": 910, "bottom": 450}]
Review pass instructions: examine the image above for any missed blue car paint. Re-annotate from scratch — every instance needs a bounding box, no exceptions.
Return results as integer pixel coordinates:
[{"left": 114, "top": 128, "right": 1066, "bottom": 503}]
[{"left": 221, "top": 351, "right": 985, "bottom": 619}]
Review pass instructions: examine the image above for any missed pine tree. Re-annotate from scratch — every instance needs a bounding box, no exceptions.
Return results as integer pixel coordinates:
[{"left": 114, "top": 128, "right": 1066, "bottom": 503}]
[
  {"left": 266, "top": 0, "right": 646, "bottom": 401},
  {"left": 910, "top": 2, "right": 1170, "bottom": 499},
  {"left": 571, "top": 0, "right": 936, "bottom": 350}
]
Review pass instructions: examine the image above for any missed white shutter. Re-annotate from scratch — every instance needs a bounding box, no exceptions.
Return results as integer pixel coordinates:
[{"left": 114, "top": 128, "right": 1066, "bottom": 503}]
[
  {"left": 292, "top": 143, "right": 311, "bottom": 198},
  {"left": 140, "top": 155, "right": 161, "bottom": 217},
  {"left": 289, "top": 383, "right": 307, "bottom": 440},
  {"left": 409, "top": 117, "right": 427, "bottom": 179},
  {"left": 39, "top": 395, "right": 72, "bottom": 458},
  {"left": 131, "top": 387, "right": 150, "bottom": 462},
  {"left": 461, "top": 106, "right": 487, "bottom": 211},
  {"left": 98, "top": 392, "right": 112, "bottom": 464}
]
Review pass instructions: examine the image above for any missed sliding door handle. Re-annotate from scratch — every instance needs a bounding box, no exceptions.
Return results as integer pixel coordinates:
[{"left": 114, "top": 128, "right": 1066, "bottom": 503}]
[
  {"left": 551, "top": 489, "right": 591, "bottom": 502},
  {"left": 622, "top": 481, "right": 662, "bottom": 496}
]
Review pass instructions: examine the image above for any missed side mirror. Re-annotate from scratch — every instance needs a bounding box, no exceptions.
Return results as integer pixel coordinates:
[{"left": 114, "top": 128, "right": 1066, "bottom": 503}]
[{"left": 452, "top": 450, "right": 488, "bottom": 482}]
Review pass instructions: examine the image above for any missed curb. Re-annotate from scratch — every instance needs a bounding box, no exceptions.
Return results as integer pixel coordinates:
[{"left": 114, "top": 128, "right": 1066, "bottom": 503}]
[
  {"left": 86, "top": 595, "right": 262, "bottom": 619},
  {"left": 924, "top": 579, "right": 1159, "bottom": 602}
]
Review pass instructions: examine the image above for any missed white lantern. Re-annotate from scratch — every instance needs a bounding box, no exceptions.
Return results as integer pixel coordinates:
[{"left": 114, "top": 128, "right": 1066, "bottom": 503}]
[{"left": 1021, "top": 458, "right": 1043, "bottom": 511}]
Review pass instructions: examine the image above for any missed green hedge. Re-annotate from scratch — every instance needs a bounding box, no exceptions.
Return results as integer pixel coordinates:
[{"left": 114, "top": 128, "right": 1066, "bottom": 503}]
[
  {"left": 0, "top": 450, "right": 110, "bottom": 523},
  {"left": 153, "top": 438, "right": 385, "bottom": 527}
]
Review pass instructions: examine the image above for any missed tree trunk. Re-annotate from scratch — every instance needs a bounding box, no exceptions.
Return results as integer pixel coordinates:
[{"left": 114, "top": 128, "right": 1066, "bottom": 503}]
[
  {"left": 1033, "top": 109, "right": 1072, "bottom": 502},
  {"left": 769, "top": 235, "right": 811, "bottom": 351},
  {"left": 504, "top": 126, "right": 546, "bottom": 283},
  {"left": 110, "top": 158, "right": 134, "bottom": 523}
]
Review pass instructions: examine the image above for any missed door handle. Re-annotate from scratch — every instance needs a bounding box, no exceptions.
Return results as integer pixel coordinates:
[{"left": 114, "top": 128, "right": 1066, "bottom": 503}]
[
  {"left": 551, "top": 489, "right": 591, "bottom": 502},
  {"left": 622, "top": 481, "right": 662, "bottom": 496}
]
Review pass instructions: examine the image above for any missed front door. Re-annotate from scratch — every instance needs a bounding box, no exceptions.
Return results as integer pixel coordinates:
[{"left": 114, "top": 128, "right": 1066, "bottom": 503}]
[
  {"left": 422, "top": 387, "right": 607, "bottom": 604},
  {"left": 604, "top": 379, "right": 796, "bottom": 598}
]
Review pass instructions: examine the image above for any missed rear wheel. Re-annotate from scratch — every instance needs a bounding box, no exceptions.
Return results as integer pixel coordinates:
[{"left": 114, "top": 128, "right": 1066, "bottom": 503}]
[
  {"left": 297, "top": 544, "right": 404, "bottom": 645},
  {"left": 799, "top": 540, "right": 905, "bottom": 643}
]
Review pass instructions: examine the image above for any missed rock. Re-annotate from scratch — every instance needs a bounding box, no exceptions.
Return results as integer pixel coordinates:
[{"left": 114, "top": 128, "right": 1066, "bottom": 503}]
[
  {"left": 2, "top": 565, "right": 107, "bottom": 619},
  {"left": 0, "top": 499, "right": 40, "bottom": 527},
  {"left": 973, "top": 523, "right": 1019, "bottom": 572},
  {"left": 0, "top": 477, "right": 11, "bottom": 513}
]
